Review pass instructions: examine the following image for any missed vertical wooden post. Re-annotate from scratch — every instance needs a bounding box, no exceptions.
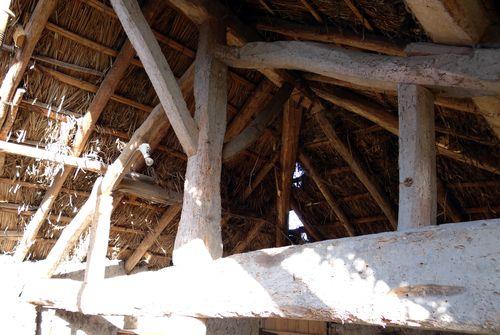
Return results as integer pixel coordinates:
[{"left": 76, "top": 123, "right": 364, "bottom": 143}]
[
  {"left": 84, "top": 193, "right": 113, "bottom": 282},
  {"left": 276, "top": 100, "right": 302, "bottom": 247},
  {"left": 173, "top": 18, "right": 227, "bottom": 265},
  {"left": 397, "top": 83, "right": 436, "bottom": 230}
]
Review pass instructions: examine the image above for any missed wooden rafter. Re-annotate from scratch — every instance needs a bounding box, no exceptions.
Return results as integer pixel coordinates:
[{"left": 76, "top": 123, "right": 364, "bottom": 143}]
[
  {"left": 223, "top": 83, "right": 293, "bottom": 162},
  {"left": 299, "top": 151, "right": 355, "bottom": 237},
  {"left": 312, "top": 104, "right": 398, "bottom": 229},
  {"left": 111, "top": 0, "right": 199, "bottom": 156},
  {"left": 0, "top": 0, "right": 59, "bottom": 174},
  {"left": 342, "top": 0, "right": 373, "bottom": 31},
  {"left": 314, "top": 87, "right": 499, "bottom": 177},
  {"left": 13, "top": 38, "right": 138, "bottom": 261}
]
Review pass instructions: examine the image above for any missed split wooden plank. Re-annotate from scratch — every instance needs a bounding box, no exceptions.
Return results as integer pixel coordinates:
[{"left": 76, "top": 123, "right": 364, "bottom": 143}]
[
  {"left": 124, "top": 204, "right": 181, "bottom": 273},
  {"left": 0, "top": 0, "right": 58, "bottom": 129},
  {"left": 13, "top": 40, "right": 137, "bottom": 261},
  {"left": 397, "top": 84, "right": 437, "bottom": 230},
  {"left": 298, "top": 151, "right": 355, "bottom": 236},
  {"left": 173, "top": 18, "right": 227, "bottom": 265},
  {"left": 276, "top": 100, "right": 302, "bottom": 246},
  {"left": 23, "top": 219, "right": 500, "bottom": 334},
  {"left": 223, "top": 83, "right": 293, "bottom": 162},
  {"left": 111, "top": 0, "right": 198, "bottom": 156},
  {"left": 214, "top": 41, "right": 500, "bottom": 97},
  {"left": 312, "top": 104, "right": 398, "bottom": 229}
]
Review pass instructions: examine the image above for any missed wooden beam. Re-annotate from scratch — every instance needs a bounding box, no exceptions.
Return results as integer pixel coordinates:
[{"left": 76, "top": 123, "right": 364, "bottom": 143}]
[
  {"left": 23, "top": 219, "right": 500, "bottom": 334},
  {"left": 276, "top": 100, "right": 302, "bottom": 246},
  {"left": 111, "top": 0, "right": 198, "bottom": 156},
  {"left": 231, "top": 220, "right": 266, "bottom": 255},
  {"left": 124, "top": 204, "right": 181, "bottom": 273},
  {"left": 0, "top": 88, "right": 25, "bottom": 172},
  {"left": 116, "top": 175, "right": 182, "bottom": 205},
  {"left": 224, "top": 79, "right": 274, "bottom": 142},
  {"left": 223, "top": 83, "right": 293, "bottom": 162},
  {"left": 312, "top": 105, "right": 397, "bottom": 229},
  {"left": 0, "top": 0, "right": 58, "bottom": 128},
  {"left": 398, "top": 84, "right": 437, "bottom": 230},
  {"left": 290, "top": 196, "right": 322, "bottom": 242},
  {"left": 173, "top": 18, "right": 227, "bottom": 265},
  {"left": 298, "top": 151, "right": 355, "bottom": 237},
  {"left": 0, "top": 140, "right": 106, "bottom": 172},
  {"left": 84, "top": 193, "right": 113, "bottom": 282},
  {"left": 215, "top": 41, "right": 500, "bottom": 97}
]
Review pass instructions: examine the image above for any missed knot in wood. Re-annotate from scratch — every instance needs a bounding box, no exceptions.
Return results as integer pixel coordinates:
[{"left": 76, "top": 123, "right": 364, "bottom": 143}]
[{"left": 403, "top": 177, "right": 413, "bottom": 187}]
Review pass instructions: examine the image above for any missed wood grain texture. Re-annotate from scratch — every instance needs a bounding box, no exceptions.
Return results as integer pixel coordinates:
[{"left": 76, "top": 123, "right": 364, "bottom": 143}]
[{"left": 398, "top": 84, "right": 437, "bottom": 230}]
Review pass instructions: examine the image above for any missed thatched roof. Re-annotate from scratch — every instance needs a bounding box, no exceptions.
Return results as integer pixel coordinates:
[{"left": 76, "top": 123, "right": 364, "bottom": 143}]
[{"left": 0, "top": 0, "right": 498, "bottom": 269}]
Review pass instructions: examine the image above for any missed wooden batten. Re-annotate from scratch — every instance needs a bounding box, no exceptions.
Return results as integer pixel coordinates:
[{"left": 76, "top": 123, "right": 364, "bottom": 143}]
[
  {"left": 173, "top": 18, "right": 227, "bottom": 265},
  {"left": 397, "top": 84, "right": 437, "bottom": 230}
]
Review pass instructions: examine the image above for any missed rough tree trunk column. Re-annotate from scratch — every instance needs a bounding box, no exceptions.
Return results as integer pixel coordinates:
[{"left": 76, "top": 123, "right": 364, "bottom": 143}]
[
  {"left": 172, "top": 17, "right": 228, "bottom": 334},
  {"left": 397, "top": 83, "right": 436, "bottom": 230},
  {"left": 173, "top": 19, "right": 227, "bottom": 265}
]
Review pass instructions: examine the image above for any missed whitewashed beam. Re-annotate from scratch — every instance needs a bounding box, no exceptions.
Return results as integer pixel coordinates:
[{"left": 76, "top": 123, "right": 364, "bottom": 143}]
[
  {"left": 214, "top": 41, "right": 500, "bottom": 97},
  {"left": 23, "top": 219, "right": 500, "bottom": 334},
  {"left": 397, "top": 84, "right": 436, "bottom": 230},
  {"left": 110, "top": 0, "right": 199, "bottom": 156}
]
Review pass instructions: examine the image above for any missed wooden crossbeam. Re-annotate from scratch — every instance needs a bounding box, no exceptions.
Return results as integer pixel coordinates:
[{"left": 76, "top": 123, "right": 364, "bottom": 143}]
[
  {"left": 215, "top": 41, "right": 500, "bottom": 97},
  {"left": 111, "top": 0, "right": 198, "bottom": 156},
  {"left": 23, "top": 220, "right": 500, "bottom": 334}
]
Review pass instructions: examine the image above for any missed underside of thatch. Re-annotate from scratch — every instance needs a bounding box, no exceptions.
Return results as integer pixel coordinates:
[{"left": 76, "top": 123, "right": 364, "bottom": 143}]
[{"left": 0, "top": 0, "right": 498, "bottom": 269}]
